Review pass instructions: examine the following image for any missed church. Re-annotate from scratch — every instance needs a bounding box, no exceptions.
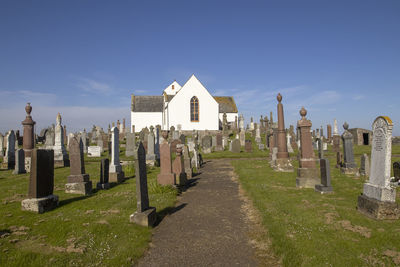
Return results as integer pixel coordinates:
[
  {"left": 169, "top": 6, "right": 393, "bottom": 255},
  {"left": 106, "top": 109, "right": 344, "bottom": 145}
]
[{"left": 131, "top": 74, "right": 238, "bottom": 132}]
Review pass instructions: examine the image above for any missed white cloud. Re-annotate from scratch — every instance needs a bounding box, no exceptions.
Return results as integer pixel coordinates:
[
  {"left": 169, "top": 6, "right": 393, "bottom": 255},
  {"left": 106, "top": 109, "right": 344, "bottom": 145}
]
[
  {"left": 352, "top": 95, "right": 365, "bottom": 101},
  {"left": 75, "top": 78, "right": 115, "bottom": 95}
]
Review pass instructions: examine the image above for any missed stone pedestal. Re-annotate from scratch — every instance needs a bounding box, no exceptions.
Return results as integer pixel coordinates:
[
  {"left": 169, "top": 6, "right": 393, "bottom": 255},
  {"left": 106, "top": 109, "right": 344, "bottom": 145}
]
[
  {"left": 315, "top": 184, "right": 333, "bottom": 194},
  {"left": 65, "top": 181, "right": 92, "bottom": 195},
  {"left": 109, "top": 171, "right": 125, "bottom": 183},
  {"left": 357, "top": 194, "right": 400, "bottom": 220},
  {"left": 22, "top": 103, "right": 36, "bottom": 158},
  {"left": 130, "top": 207, "right": 157, "bottom": 227},
  {"left": 21, "top": 195, "right": 59, "bottom": 214},
  {"left": 340, "top": 166, "right": 359, "bottom": 175},
  {"left": 274, "top": 158, "right": 294, "bottom": 172},
  {"left": 296, "top": 168, "right": 320, "bottom": 188}
]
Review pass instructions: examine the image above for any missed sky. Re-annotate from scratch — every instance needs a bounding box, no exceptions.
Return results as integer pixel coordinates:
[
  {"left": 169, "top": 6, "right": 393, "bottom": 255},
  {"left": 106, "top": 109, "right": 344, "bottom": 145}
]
[{"left": 0, "top": 0, "right": 399, "bottom": 135}]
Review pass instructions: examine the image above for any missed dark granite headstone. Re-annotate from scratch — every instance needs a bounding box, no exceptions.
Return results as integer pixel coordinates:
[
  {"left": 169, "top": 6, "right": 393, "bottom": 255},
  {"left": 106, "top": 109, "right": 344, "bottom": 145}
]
[
  {"left": 393, "top": 162, "right": 400, "bottom": 182},
  {"left": 13, "top": 149, "right": 26, "bottom": 174},
  {"left": 315, "top": 158, "right": 333, "bottom": 193},
  {"left": 28, "top": 149, "right": 54, "bottom": 198},
  {"left": 97, "top": 158, "right": 110, "bottom": 189}
]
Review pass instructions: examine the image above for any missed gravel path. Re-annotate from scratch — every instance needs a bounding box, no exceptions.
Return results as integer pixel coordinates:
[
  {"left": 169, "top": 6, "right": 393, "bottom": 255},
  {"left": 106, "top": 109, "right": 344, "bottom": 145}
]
[{"left": 136, "top": 159, "right": 259, "bottom": 267}]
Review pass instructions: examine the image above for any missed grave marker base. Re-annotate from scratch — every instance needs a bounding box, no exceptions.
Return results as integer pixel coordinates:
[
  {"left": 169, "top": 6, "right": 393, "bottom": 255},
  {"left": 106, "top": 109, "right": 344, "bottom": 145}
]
[
  {"left": 109, "top": 171, "right": 125, "bottom": 183},
  {"left": 65, "top": 181, "right": 92, "bottom": 195},
  {"left": 315, "top": 184, "right": 333, "bottom": 194},
  {"left": 357, "top": 194, "right": 400, "bottom": 220},
  {"left": 273, "top": 158, "right": 294, "bottom": 172},
  {"left": 96, "top": 182, "right": 110, "bottom": 190},
  {"left": 157, "top": 173, "right": 176, "bottom": 185},
  {"left": 21, "top": 195, "right": 59, "bottom": 214},
  {"left": 130, "top": 207, "right": 157, "bottom": 227},
  {"left": 296, "top": 168, "right": 319, "bottom": 188}
]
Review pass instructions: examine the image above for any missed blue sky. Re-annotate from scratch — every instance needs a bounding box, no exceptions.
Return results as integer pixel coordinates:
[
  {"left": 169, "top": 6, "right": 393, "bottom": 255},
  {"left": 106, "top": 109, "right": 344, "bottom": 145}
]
[{"left": 0, "top": 0, "right": 399, "bottom": 135}]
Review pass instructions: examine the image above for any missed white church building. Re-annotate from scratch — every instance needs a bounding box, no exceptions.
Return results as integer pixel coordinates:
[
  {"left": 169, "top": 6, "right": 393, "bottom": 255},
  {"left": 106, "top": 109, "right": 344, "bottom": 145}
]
[{"left": 131, "top": 74, "right": 238, "bottom": 132}]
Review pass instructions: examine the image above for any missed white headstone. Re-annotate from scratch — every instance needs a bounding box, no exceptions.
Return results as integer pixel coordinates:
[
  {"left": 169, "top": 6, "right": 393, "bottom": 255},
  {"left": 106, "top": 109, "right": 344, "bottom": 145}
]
[
  {"left": 109, "top": 127, "right": 122, "bottom": 173},
  {"left": 88, "top": 146, "right": 101, "bottom": 157},
  {"left": 333, "top": 119, "right": 339, "bottom": 136},
  {"left": 362, "top": 116, "right": 395, "bottom": 202}
]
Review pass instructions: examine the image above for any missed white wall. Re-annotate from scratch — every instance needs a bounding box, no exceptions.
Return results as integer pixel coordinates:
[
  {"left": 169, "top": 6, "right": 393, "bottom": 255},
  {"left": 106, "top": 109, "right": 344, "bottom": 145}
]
[
  {"left": 167, "top": 75, "right": 219, "bottom": 130},
  {"left": 131, "top": 112, "right": 162, "bottom": 132},
  {"left": 218, "top": 113, "right": 238, "bottom": 123},
  {"left": 163, "top": 81, "right": 182, "bottom": 95}
]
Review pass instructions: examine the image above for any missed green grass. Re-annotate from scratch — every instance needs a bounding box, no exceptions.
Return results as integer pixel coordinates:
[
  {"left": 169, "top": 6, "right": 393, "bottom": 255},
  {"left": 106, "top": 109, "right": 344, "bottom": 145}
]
[
  {"left": 232, "top": 145, "right": 400, "bottom": 266},
  {"left": 0, "top": 156, "right": 178, "bottom": 266}
]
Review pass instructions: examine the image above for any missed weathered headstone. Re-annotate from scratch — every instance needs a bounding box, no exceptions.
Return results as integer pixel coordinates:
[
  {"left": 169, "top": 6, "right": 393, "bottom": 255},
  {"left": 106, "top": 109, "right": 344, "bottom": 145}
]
[
  {"left": 109, "top": 127, "right": 124, "bottom": 183},
  {"left": 315, "top": 158, "right": 333, "bottom": 194},
  {"left": 87, "top": 146, "right": 101, "bottom": 157},
  {"left": 230, "top": 139, "right": 241, "bottom": 153},
  {"left": 146, "top": 131, "right": 156, "bottom": 161},
  {"left": 13, "top": 149, "right": 26, "bottom": 174},
  {"left": 239, "top": 130, "right": 245, "bottom": 147},
  {"left": 21, "top": 149, "right": 58, "bottom": 213},
  {"left": 0, "top": 133, "right": 4, "bottom": 157},
  {"left": 65, "top": 137, "right": 92, "bottom": 195},
  {"left": 245, "top": 140, "right": 252, "bottom": 152},
  {"left": 393, "top": 162, "right": 400, "bottom": 183},
  {"left": 340, "top": 122, "right": 358, "bottom": 175},
  {"left": 358, "top": 116, "right": 399, "bottom": 219},
  {"left": 179, "top": 134, "right": 186, "bottom": 144},
  {"left": 201, "top": 135, "right": 212, "bottom": 154},
  {"left": 183, "top": 145, "right": 192, "bottom": 178},
  {"left": 4, "top": 130, "right": 16, "bottom": 169},
  {"left": 157, "top": 131, "right": 176, "bottom": 185},
  {"left": 287, "top": 132, "right": 294, "bottom": 153},
  {"left": 130, "top": 142, "right": 157, "bottom": 227},
  {"left": 296, "top": 107, "right": 319, "bottom": 188},
  {"left": 125, "top": 132, "right": 136, "bottom": 157},
  {"left": 332, "top": 119, "right": 340, "bottom": 153},
  {"left": 360, "top": 154, "right": 370, "bottom": 177},
  {"left": 53, "top": 113, "right": 69, "bottom": 167},
  {"left": 215, "top": 133, "right": 223, "bottom": 151},
  {"left": 173, "top": 145, "right": 187, "bottom": 185},
  {"left": 317, "top": 138, "right": 324, "bottom": 159},
  {"left": 97, "top": 158, "right": 110, "bottom": 190}
]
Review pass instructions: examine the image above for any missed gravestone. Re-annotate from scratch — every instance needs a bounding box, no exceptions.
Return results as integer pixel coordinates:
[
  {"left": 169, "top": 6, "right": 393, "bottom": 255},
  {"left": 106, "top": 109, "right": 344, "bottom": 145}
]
[
  {"left": 336, "top": 152, "right": 342, "bottom": 168},
  {"left": 109, "top": 127, "right": 124, "bottom": 183},
  {"left": 53, "top": 113, "right": 69, "bottom": 167},
  {"left": 155, "top": 125, "right": 161, "bottom": 162},
  {"left": 230, "top": 139, "right": 241, "bottom": 153},
  {"left": 360, "top": 154, "right": 370, "bottom": 177},
  {"left": 157, "top": 131, "right": 176, "bottom": 185},
  {"left": 188, "top": 141, "right": 195, "bottom": 152},
  {"left": 13, "top": 149, "right": 26, "bottom": 174},
  {"left": 317, "top": 138, "right": 324, "bottom": 159},
  {"left": 332, "top": 119, "right": 340, "bottom": 153},
  {"left": 191, "top": 148, "right": 199, "bottom": 169},
  {"left": 130, "top": 142, "right": 157, "bottom": 227},
  {"left": 255, "top": 124, "right": 261, "bottom": 143},
  {"left": 21, "top": 149, "right": 58, "bottom": 213},
  {"left": 340, "top": 122, "right": 358, "bottom": 175},
  {"left": 201, "top": 135, "right": 212, "bottom": 154},
  {"left": 179, "top": 134, "right": 186, "bottom": 144},
  {"left": 21, "top": 102, "right": 36, "bottom": 158},
  {"left": 125, "top": 132, "right": 136, "bottom": 157},
  {"left": 97, "top": 138, "right": 104, "bottom": 153},
  {"left": 270, "top": 147, "right": 278, "bottom": 164},
  {"left": 4, "top": 130, "right": 16, "bottom": 169},
  {"left": 44, "top": 127, "right": 55, "bottom": 149},
  {"left": 173, "top": 145, "right": 188, "bottom": 185},
  {"left": 215, "top": 133, "right": 223, "bottom": 151},
  {"left": 87, "top": 146, "right": 101, "bottom": 157},
  {"left": 287, "top": 133, "right": 294, "bottom": 153},
  {"left": 147, "top": 131, "right": 156, "bottom": 161},
  {"left": 245, "top": 140, "right": 252, "bottom": 152},
  {"left": 182, "top": 145, "right": 193, "bottom": 178},
  {"left": 65, "top": 137, "right": 92, "bottom": 195},
  {"left": 222, "top": 136, "right": 228, "bottom": 149},
  {"left": 315, "top": 158, "right": 333, "bottom": 194},
  {"left": 0, "top": 133, "right": 3, "bottom": 157},
  {"left": 172, "top": 130, "right": 179, "bottom": 140},
  {"left": 211, "top": 135, "right": 217, "bottom": 149},
  {"left": 81, "top": 129, "right": 88, "bottom": 153},
  {"left": 358, "top": 116, "right": 399, "bottom": 219},
  {"left": 239, "top": 130, "right": 245, "bottom": 147},
  {"left": 258, "top": 144, "right": 265, "bottom": 150},
  {"left": 393, "top": 162, "right": 400, "bottom": 183},
  {"left": 97, "top": 158, "right": 110, "bottom": 190}
]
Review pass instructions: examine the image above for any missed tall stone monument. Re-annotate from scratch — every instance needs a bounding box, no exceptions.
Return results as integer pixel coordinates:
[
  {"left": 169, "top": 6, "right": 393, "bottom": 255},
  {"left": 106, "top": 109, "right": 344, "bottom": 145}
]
[
  {"left": 157, "top": 131, "right": 176, "bottom": 185},
  {"left": 4, "top": 130, "right": 16, "bottom": 169},
  {"left": 65, "top": 137, "right": 92, "bottom": 195},
  {"left": 296, "top": 107, "right": 319, "bottom": 188},
  {"left": 109, "top": 127, "right": 124, "bottom": 183},
  {"left": 358, "top": 116, "right": 399, "bottom": 219},
  {"left": 130, "top": 142, "right": 157, "bottom": 227},
  {"left": 21, "top": 149, "right": 58, "bottom": 213},
  {"left": 274, "top": 93, "right": 293, "bottom": 172},
  {"left": 332, "top": 119, "right": 340, "bottom": 153},
  {"left": 53, "top": 113, "right": 69, "bottom": 167},
  {"left": 173, "top": 145, "right": 187, "bottom": 185},
  {"left": 340, "top": 122, "right": 358, "bottom": 175},
  {"left": 21, "top": 103, "right": 35, "bottom": 162}
]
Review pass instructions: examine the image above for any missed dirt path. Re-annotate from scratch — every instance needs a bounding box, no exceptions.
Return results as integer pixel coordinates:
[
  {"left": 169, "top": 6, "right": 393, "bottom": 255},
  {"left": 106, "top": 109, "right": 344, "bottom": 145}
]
[{"left": 136, "top": 159, "right": 268, "bottom": 266}]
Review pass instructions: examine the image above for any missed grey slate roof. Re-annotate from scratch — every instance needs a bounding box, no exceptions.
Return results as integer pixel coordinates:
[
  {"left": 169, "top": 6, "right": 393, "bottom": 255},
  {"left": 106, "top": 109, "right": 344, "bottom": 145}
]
[{"left": 131, "top": 96, "right": 163, "bottom": 112}]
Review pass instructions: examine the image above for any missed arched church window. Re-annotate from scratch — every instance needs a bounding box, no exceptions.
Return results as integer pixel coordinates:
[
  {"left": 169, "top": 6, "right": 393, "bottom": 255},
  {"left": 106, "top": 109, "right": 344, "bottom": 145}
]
[{"left": 190, "top": 96, "right": 199, "bottom": 122}]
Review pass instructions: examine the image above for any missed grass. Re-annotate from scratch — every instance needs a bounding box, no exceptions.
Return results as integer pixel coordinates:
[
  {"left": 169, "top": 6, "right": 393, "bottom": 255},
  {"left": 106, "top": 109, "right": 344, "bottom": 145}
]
[
  {"left": 232, "top": 144, "right": 400, "bottom": 266},
  {"left": 0, "top": 153, "right": 178, "bottom": 266}
]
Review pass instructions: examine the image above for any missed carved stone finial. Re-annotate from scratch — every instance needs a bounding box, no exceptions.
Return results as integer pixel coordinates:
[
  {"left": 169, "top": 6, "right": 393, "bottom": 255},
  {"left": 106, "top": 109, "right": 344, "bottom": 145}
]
[
  {"left": 343, "top": 122, "right": 349, "bottom": 130},
  {"left": 25, "top": 102, "right": 32, "bottom": 116},
  {"left": 300, "top": 107, "right": 307, "bottom": 118},
  {"left": 277, "top": 93, "right": 282, "bottom": 102}
]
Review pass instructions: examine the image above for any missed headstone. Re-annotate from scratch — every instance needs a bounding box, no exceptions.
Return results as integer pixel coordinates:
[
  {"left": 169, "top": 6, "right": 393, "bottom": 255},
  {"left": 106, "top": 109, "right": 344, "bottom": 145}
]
[
  {"left": 211, "top": 135, "right": 217, "bottom": 149},
  {"left": 81, "top": 129, "right": 88, "bottom": 153},
  {"left": 97, "top": 158, "right": 110, "bottom": 189},
  {"left": 87, "top": 146, "right": 101, "bottom": 157},
  {"left": 274, "top": 93, "right": 293, "bottom": 172},
  {"left": 0, "top": 133, "right": 3, "bottom": 157},
  {"left": 179, "top": 134, "right": 186, "bottom": 144},
  {"left": 21, "top": 149, "right": 58, "bottom": 213},
  {"left": 109, "top": 127, "right": 124, "bottom": 183},
  {"left": 44, "top": 127, "right": 55, "bottom": 149},
  {"left": 183, "top": 145, "right": 193, "bottom": 178},
  {"left": 230, "top": 139, "right": 241, "bottom": 153},
  {"left": 188, "top": 141, "right": 195, "bottom": 152},
  {"left": 157, "top": 131, "right": 176, "bottom": 185},
  {"left": 239, "top": 130, "right": 245, "bottom": 147},
  {"left": 245, "top": 140, "right": 252, "bottom": 152},
  {"left": 287, "top": 133, "right": 294, "bottom": 153},
  {"left": 315, "top": 158, "right": 333, "bottom": 194},
  {"left": 255, "top": 124, "right": 261, "bottom": 143},
  {"left": 191, "top": 148, "right": 199, "bottom": 169},
  {"left": 4, "top": 130, "right": 16, "bottom": 169},
  {"left": 21, "top": 103, "right": 36, "bottom": 158},
  {"left": 172, "top": 130, "right": 179, "bottom": 140},
  {"left": 201, "top": 135, "right": 212, "bottom": 154},
  {"left": 53, "top": 113, "right": 69, "bottom": 167},
  {"left": 340, "top": 122, "right": 358, "bottom": 175},
  {"left": 65, "top": 137, "right": 92, "bottom": 195},
  {"left": 222, "top": 136, "right": 228, "bottom": 149},
  {"left": 215, "top": 133, "right": 223, "bottom": 151},
  {"left": 332, "top": 119, "right": 340, "bottom": 153},
  {"left": 296, "top": 107, "right": 319, "bottom": 188},
  {"left": 393, "top": 162, "right": 400, "bottom": 183},
  {"left": 336, "top": 152, "right": 342, "bottom": 168},
  {"left": 358, "top": 116, "right": 399, "bottom": 219},
  {"left": 130, "top": 142, "right": 157, "bottom": 227},
  {"left": 13, "top": 149, "right": 26, "bottom": 174},
  {"left": 170, "top": 139, "right": 181, "bottom": 154},
  {"left": 239, "top": 114, "right": 244, "bottom": 130},
  {"left": 360, "top": 154, "right": 370, "bottom": 177},
  {"left": 258, "top": 144, "right": 265, "bottom": 150},
  {"left": 172, "top": 145, "right": 187, "bottom": 185},
  {"left": 317, "top": 138, "right": 324, "bottom": 159},
  {"left": 146, "top": 131, "right": 156, "bottom": 161},
  {"left": 327, "top": 124, "right": 332, "bottom": 142},
  {"left": 97, "top": 138, "right": 104, "bottom": 153},
  {"left": 125, "top": 132, "right": 136, "bottom": 157}
]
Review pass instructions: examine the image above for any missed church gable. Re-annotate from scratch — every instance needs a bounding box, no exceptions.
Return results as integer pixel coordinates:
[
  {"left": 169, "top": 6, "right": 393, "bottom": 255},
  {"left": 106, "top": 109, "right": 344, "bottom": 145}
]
[{"left": 163, "top": 81, "right": 182, "bottom": 95}]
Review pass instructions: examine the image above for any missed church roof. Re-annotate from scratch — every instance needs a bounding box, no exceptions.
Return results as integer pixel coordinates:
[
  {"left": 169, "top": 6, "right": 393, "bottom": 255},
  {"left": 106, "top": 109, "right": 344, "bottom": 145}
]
[
  {"left": 213, "top": 96, "right": 238, "bottom": 113},
  {"left": 131, "top": 96, "right": 163, "bottom": 112}
]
